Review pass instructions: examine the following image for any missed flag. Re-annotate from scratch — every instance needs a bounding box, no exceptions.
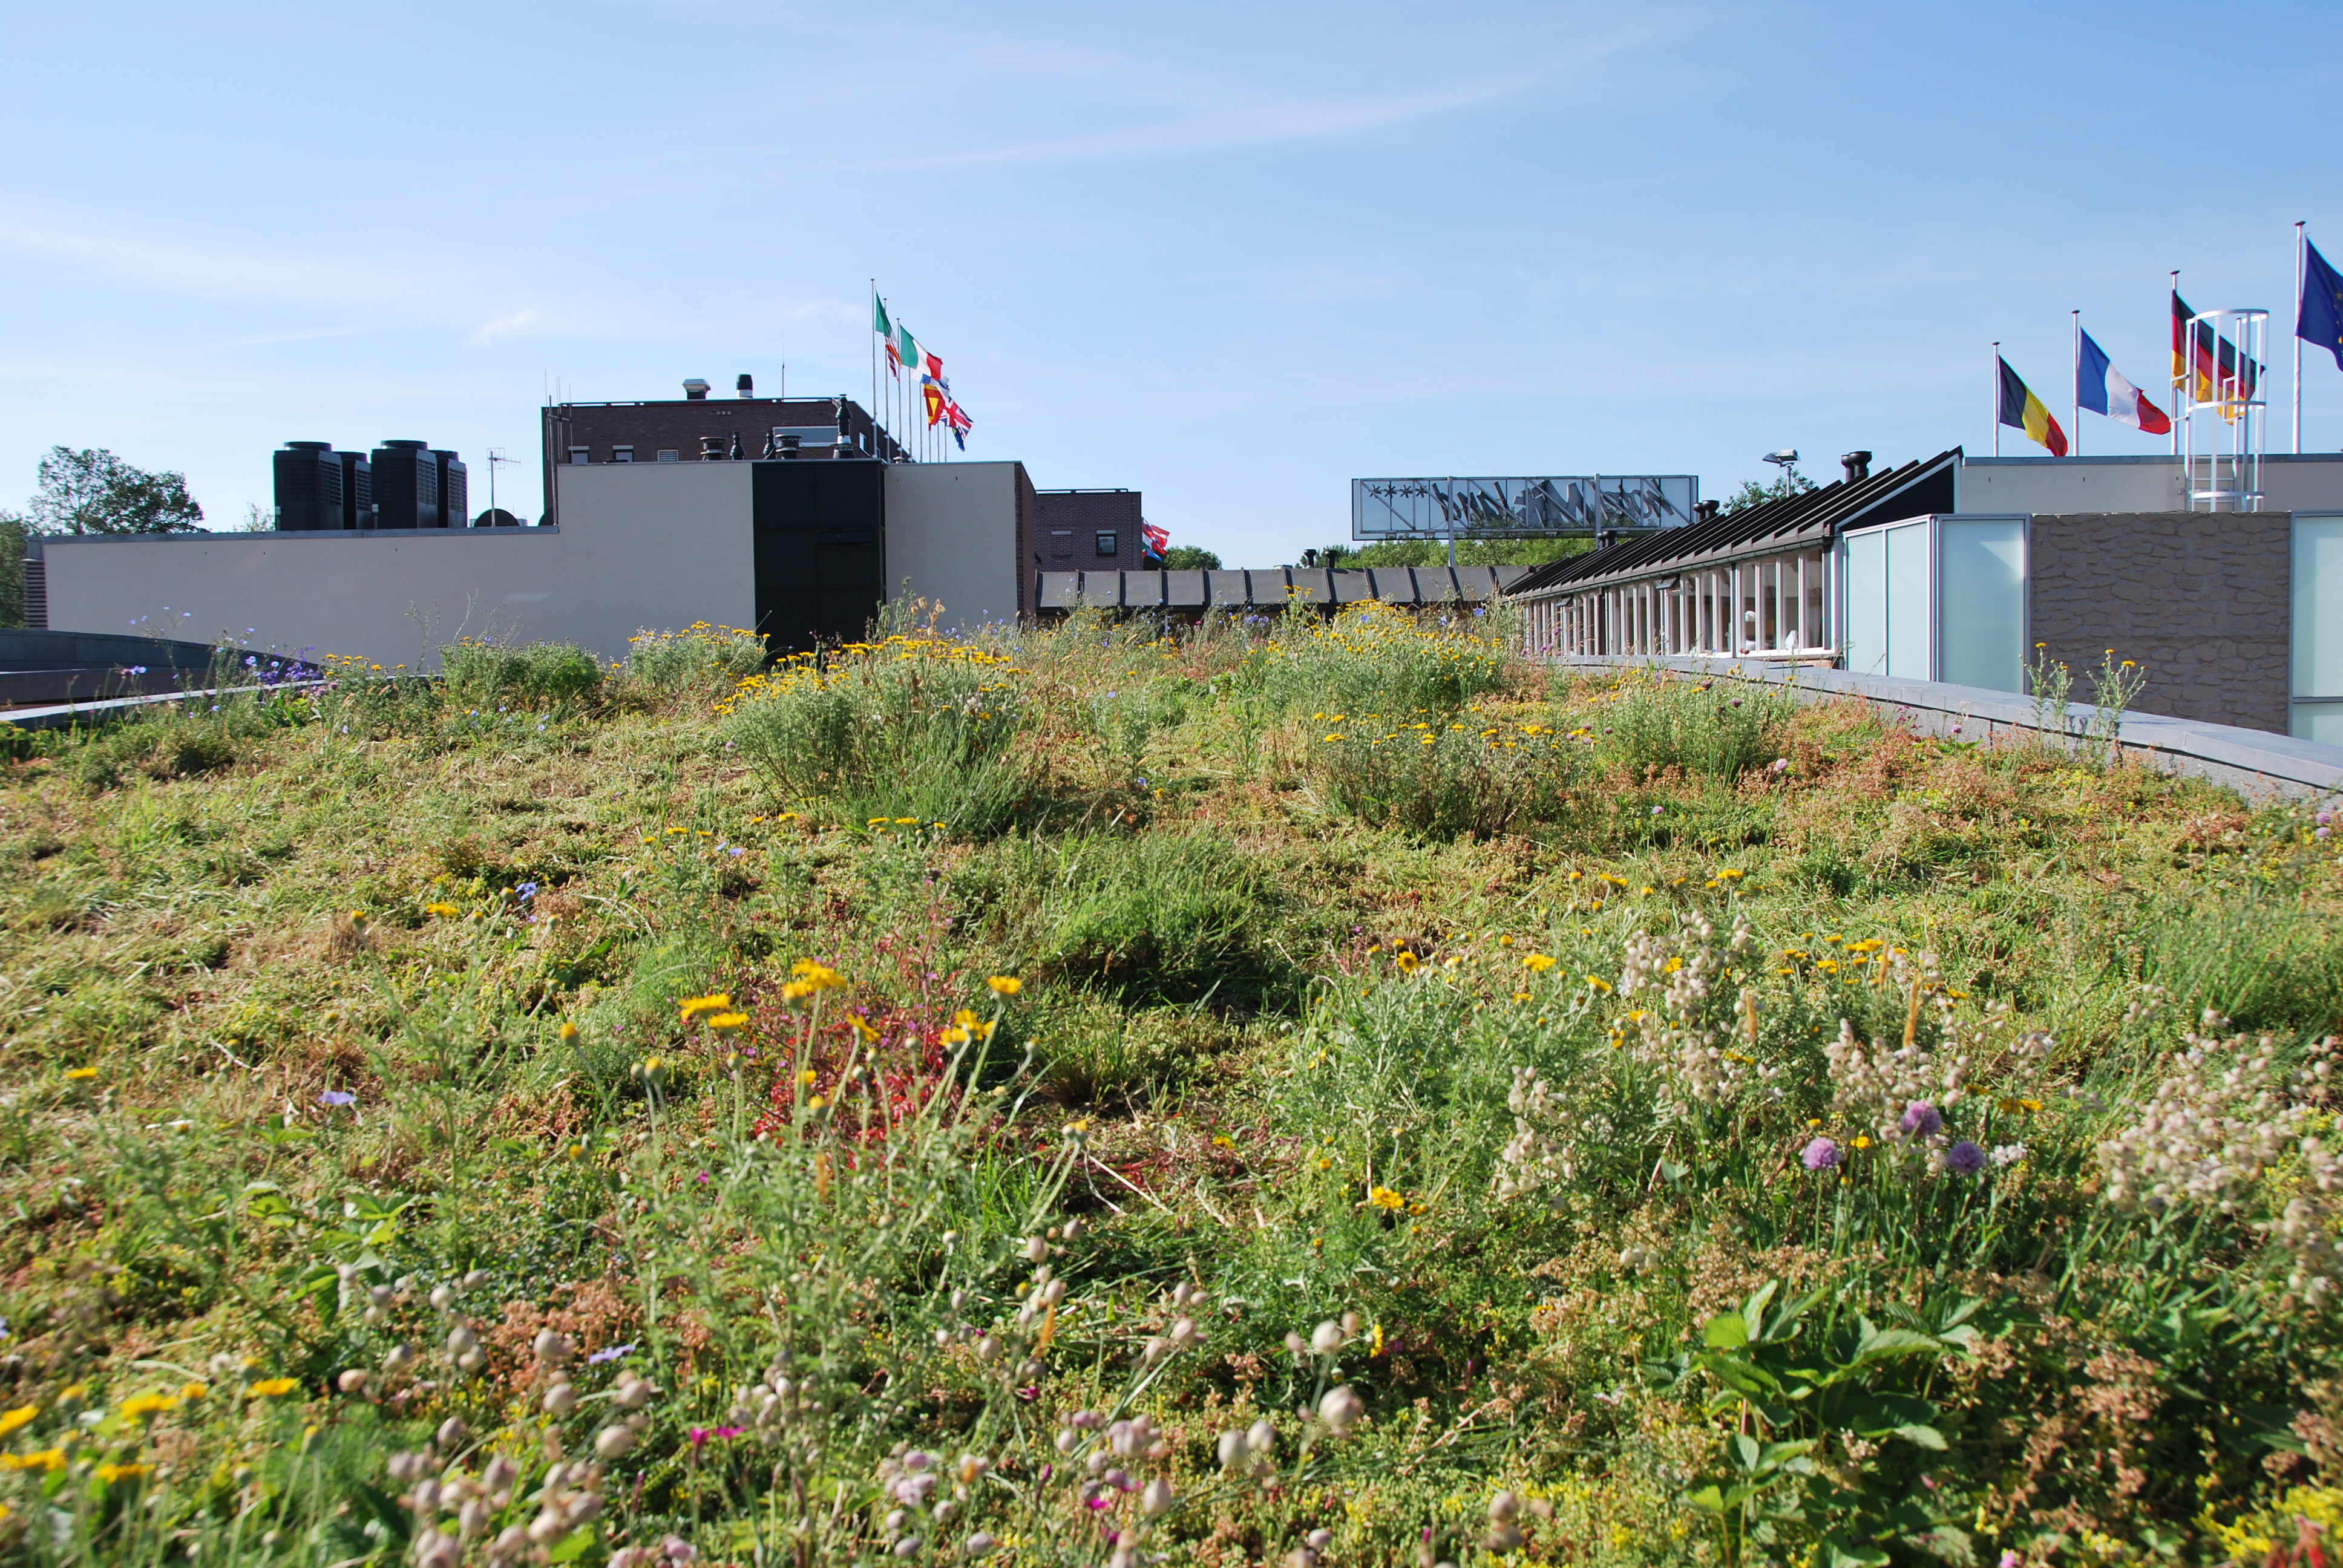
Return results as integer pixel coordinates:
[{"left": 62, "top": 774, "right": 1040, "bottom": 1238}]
[
  {"left": 2172, "top": 290, "right": 2259, "bottom": 405},
  {"left": 2077, "top": 328, "right": 2171, "bottom": 434},
  {"left": 923, "top": 350, "right": 948, "bottom": 392},
  {"left": 897, "top": 323, "right": 920, "bottom": 377},
  {"left": 1998, "top": 357, "right": 2068, "bottom": 456},
  {"left": 1142, "top": 523, "right": 1170, "bottom": 558},
  {"left": 921, "top": 376, "right": 945, "bottom": 426},
  {"left": 945, "top": 399, "right": 972, "bottom": 450},
  {"left": 2302, "top": 238, "right": 2343, "bottom": 373},
  {"left": 877, "top": 298, "right": 902, "bottom": 375}
]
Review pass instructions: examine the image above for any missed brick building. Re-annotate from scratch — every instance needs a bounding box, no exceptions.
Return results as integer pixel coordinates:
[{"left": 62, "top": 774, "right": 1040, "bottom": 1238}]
[{"left": 1032, "top": 489, "right": 1149, "bottom": 575}]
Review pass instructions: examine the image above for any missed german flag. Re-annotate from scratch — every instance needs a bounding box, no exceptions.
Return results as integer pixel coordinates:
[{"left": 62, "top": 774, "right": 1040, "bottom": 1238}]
[
  {"left": 1997, "top": 357, "right": 2068, "bottom": 456},
  {"left": 2172, "top": 290, "right": 2259, "bottom": 405}
]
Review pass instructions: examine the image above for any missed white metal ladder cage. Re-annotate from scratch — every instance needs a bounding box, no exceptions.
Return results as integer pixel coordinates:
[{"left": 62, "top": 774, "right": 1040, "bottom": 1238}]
[{"left": 2177, "top": 307, "right": 2268, "bottom": 512}]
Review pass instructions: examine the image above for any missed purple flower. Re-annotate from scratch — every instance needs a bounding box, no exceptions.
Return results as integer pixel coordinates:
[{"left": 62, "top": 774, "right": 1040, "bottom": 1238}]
[
  {"left": 1769, "top": 757, "right": 1789, "bottom": 772},
  {"left": 585, "top": 1342, "right": 636, "bottom": 1365},
  {"left": 1801, "top": 1136, "right": 1840, "bottom": 1171},
  {"left": 1944, "top": 1140, "right": 1987, "bottom": 1177},
  {"left": 1900, "top": 1100, "right": 1943, "bottom": 1137},
  {"left": 515, "top": 882, "right": 538, "bottom": 901},
  {"left": 318, "top": 1089, "right": 356, "bottom": 1108},
  {"left": 1651, "top": 805, "right": 1664, "bottom": 816}
]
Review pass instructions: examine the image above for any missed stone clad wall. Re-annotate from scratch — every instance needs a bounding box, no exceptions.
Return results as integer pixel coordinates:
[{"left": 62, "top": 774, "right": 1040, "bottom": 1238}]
[{"left": 2027, "top": 510, "right": 2291, "bottom": 734}]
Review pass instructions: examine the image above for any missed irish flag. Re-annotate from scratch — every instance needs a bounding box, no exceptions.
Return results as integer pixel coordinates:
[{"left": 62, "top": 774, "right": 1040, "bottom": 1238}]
[
  {"left": 1997, "top": 357, "right": 2068, "bottom": 456},
  {"left": 2077, "top": 328, "right": 2171, "bottom": 434}
]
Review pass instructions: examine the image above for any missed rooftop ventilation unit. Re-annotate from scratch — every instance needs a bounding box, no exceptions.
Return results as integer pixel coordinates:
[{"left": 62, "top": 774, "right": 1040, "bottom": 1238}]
[
  {"left": 273, "top": 441, "right": 343, "bottom": 532},
  {"left": 683, "top": 378, "right": 711, "bottom": 401},
  {"left": 736, "top": 374, "right": 754, "bottom": 398}
]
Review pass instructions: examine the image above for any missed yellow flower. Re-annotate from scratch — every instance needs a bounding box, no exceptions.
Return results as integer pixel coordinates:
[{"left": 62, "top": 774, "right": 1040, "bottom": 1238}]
[
  {"left": 558, "top": 1021, "right": 578, "bottom": 1042},
  {"left": 1394, "top": 950, "right": 1420, "bottom": 973},
  {"left": 1366, "top": 1186, "right": 1406, "bottom": 1212},
  {"left": 987, "top": 976, "right": 1022, "bottom": 996},
  {"left": 0, "top": 1406, "right": 35, "bottom": 1439},
  {"left": 848, "top": 1014, "right": 879, "bottom": 1042},
  {"left": 64, "top": 1067, "right": 97, "bottom": 1080},
  {"left": 789, "top": 959, "right": 846, "bottom": 991},
  {"left": 180, "top": 1382, "right": 206, "bottom": 1400},
  {"left": 425, "top": 901, "right": 460, "bottom": 918},
  {"left": 1852, "top": 1135, "right": 1872, "bottom": 1149},
  {"left": 940, "top": 1027, "right": 971, "bottom": 1047},
  {"left": 779, "top": 981, "right": 816, "bottom": 1001},
  {"left": 96, "top": 1463, "right": 151, "bottom": 1485},
  {"left": 1522, "top": 953, "right": 1556, "bottom": 973},
  {"left": 703, "top": 1012, "right": 750, "bottom": 1031},
  {"left": 807, "top": 1095, "right": 827, "bottom": 1111},
  {"left": 119, "top": 1393, "right": 181, "bottom": 1420},
  {"left": 678, "top": 993, "right": 733, "bottom": 1019},
  {"left": 0, "top": 1449, "right": 64, "bottom": 1473}
]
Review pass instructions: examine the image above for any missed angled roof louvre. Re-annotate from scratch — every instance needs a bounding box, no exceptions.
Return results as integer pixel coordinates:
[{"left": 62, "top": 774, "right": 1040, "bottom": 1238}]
[{"left": 1507, "top": 448, "right": 1962, "bottom": 598}]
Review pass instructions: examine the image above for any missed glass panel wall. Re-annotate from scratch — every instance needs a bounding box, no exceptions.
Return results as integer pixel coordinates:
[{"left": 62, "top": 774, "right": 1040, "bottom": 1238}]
[
  {"left": 2295, "top": 514, "right": 2343, "bottom": 743},
  {"left": 1938, "top": 518, "right": 2027, "bottom": 693}
]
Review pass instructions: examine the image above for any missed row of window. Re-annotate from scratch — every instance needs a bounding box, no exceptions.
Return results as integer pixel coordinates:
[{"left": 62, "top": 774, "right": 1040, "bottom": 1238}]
[
  {"left": 570, "top": 446, "right": 677, "bottom": 464},
  {"left": 1046, "top": 528, "right": 1119, "bottom": 557}
]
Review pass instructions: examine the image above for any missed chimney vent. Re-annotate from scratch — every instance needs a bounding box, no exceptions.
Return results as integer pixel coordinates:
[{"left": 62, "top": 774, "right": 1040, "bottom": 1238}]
[
  {"left": 1841, "top": 450, "right": 1872, "bottom": 485},
  {"left": 736, "top": 374, "right": 754, "bottom": 398},
  {"left": 683, "top": 378, "right": 710, "bottom": 401},
  {"left": 700, "top": 436, "right": 725, "bottom": 460},
  {"left": 1695, "top": 500, "right": 1721, "bottom": 523}
]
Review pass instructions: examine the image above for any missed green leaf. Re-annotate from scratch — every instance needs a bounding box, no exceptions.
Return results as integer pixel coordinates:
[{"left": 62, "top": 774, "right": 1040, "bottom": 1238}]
[
  {"left": 1824, "top": 1534, "right": 1892, "bottom": 1568},
  {"left": 548, "top": 1526, "right": 597, "bottom": 1563},
  {"left": 1703, "top": 1312, "right": 1751, "bottom": 1350},
  {"left": 1851, "top": 1327, "right": 1944, "bottom": 1362},
  {"left": 1731, "top": 1434, "right": 1760, "bottom": 1471},
  {"left": 1686, "top": 1485, "right": 1728, "bottom": 1515},
  {"left": 1893, "top": 1423, "right": 1948, "bottom": 1450}
]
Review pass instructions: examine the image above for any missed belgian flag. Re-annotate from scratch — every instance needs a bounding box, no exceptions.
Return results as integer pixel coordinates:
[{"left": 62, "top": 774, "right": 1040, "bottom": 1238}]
[{"left": 1997, "top": 357, "right": 2068, "bottom": 456}]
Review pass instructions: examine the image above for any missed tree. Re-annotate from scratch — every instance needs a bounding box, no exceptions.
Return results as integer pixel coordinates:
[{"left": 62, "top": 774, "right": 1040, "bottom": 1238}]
[
  {"left": 0, "top": 512, "right": 24, "bottom": 627},
  {"left": 1159, "top": 545, "right": 1222, "bottom": 570},
  {"left": 1722, "top": 469, "right": 1817, "bottom": 515},
  {"left": 27, "top": 446, "right": 203, "bottom": 535}
]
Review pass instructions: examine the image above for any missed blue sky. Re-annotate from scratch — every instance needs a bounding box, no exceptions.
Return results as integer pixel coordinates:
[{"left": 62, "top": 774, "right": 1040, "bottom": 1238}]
[{"left": 2, "top": 0, "right": 2339, "bottom": 561}]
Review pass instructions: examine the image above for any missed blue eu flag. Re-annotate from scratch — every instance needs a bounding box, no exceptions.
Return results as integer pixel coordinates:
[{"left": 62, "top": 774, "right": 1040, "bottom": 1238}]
[{"left": 2303, "top": 238, "right": 2343, "bottom": 372}]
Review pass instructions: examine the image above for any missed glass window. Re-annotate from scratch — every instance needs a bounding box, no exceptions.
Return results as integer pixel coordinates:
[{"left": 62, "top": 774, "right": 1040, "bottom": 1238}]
[
  {"left": 657, "top": 449, "right": 680, "bottom": 463},
  {"left": 1939, "top": 518, "right": 2026, "bottom": 693},
  {"left": 2295, "top": 515, "right": 2343, "bottom": 707},
  {"left": 568, "top": 447, "right": 589, "bottom": 465},
  {"left": 614, "top": 445, "right": 634, "bottom": 463},
  {"left": 1095, "top": 531, "right": 1118, "bottom": 557},
  {"left": 1843, "top": 530, "right": 1887, "bottom": 675},
  {"left": 1885, "top": 522, "right": 1931, "bottom": 679}
]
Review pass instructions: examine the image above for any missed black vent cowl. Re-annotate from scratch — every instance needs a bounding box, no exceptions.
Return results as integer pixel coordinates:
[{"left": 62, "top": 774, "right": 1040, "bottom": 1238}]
[{"left": 1841, "top": 450, "right": 1873, "bottom": 485}]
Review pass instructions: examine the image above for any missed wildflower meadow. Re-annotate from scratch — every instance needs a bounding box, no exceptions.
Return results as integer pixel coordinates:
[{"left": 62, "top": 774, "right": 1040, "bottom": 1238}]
[{"left": 0, "top": 605, "right": 2339, "bottom": 1568}]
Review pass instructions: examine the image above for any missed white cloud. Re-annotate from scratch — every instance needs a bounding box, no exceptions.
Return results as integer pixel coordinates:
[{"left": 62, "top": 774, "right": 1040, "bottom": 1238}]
[{"left": 470, "top": 309, "right": 538, "bottom": 345}]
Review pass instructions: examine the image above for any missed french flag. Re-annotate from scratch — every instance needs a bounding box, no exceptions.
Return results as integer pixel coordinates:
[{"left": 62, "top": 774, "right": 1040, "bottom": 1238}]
[{"left": 2077, "top": 328, "right": 2171, "bottom": 435}]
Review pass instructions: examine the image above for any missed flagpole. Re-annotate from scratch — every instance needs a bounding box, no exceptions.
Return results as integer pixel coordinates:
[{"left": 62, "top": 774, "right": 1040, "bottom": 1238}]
[
  {"left": 1991, "top": 341, "right": 2001, "bottom": 457},
  {"left": 2072, "top": 310, "right": 2082, "bottom": 457},
  {"left": 2296, "top": 221, "right": 2307, "bottom": 454},
  {"left": 870, "top": 279, "right": 879, "bottom": 456},
  {"left": 2171, "top": 270, "right": 2182, "bottom": 458}
]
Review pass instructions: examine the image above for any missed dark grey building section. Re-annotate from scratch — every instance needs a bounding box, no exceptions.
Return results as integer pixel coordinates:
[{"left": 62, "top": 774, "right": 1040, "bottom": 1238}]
[
  {"left": 1034, "top": 490, "right": 1146, "bottom": 574},
  {"left": 751, "top": 460, "right": 886, "bottom": 653},
  {"left": 2028, "top": 511, "right": 2293, "bottom": 734}
]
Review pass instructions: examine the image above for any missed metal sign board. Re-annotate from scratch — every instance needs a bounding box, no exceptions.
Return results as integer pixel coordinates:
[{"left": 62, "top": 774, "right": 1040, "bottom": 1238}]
[{"left": 1351, "top": 474, "right": 1698, "bottom": 540}]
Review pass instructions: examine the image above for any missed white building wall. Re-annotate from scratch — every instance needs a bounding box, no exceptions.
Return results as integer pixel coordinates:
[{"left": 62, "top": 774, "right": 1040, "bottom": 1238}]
[
  {"left": 45, "top": 462, "right": 755, "bottom": 668},
  {"left": 1958, "top": 453, "right": 2343, "bottom": 514},
  {"left": 882, "top": 463, "right": 1023, "bottom": 630}
]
